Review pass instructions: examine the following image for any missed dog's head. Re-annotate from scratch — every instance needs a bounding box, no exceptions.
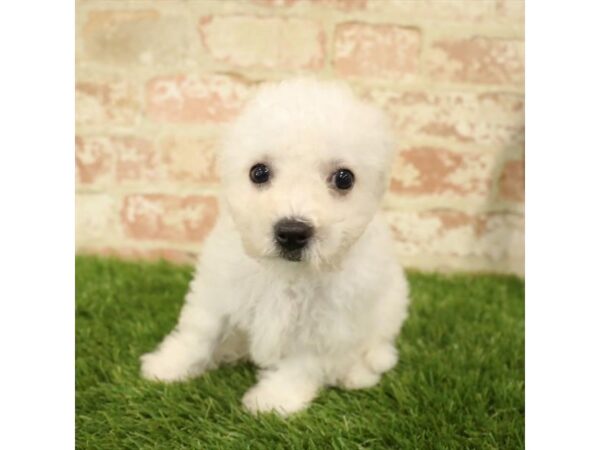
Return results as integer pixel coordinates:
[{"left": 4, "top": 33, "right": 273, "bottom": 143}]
[{"left": 219, "top": 79, "right": 394, "bottom": 269}]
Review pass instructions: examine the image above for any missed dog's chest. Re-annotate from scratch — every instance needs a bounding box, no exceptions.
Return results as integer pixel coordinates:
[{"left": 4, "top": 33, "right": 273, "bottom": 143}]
[{"left": 232, "top": 277, "right": 358, "bottom": 366}]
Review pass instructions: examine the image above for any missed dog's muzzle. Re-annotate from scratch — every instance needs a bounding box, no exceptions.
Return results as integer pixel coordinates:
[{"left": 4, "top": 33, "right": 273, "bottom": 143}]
[{"left": 274, "top": 218, "right": 314, "bottom": 261}]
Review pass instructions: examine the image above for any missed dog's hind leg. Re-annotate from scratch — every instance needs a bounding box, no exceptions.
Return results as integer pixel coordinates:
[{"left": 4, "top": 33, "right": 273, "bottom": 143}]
[{"left": 339, "top": 277, "right": 408, "bottom": 390}]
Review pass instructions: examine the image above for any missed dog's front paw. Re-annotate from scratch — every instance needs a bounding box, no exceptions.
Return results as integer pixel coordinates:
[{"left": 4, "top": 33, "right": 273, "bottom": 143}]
[
  {"left": 140, "top": 349, "right": 203, "bottom": 383},
  {"left": 242, "top": 382, "right": 313, "bottom": 416},
  {"left": 339, "top": 363, "right": 380, "bottom": 390},
  {"left": 365, "top": 343, "right": 398, "bottom": 374}
]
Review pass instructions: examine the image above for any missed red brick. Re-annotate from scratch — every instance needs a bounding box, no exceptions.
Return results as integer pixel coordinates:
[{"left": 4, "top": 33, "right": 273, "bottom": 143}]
[
  {"left": 253, "top": 0, "right": 367, "bottom": 8},
  {"left": 113, "top": 137, "right": 160, "bottom": 183},
  {"left": 76, "top": 136, "right": 113, "bottom": 185},
  {"left": 496, "top": 0, "right": 525, "bottom": 21},
  {"left": 82, "top": 10, "right": 194, "bottom": 66},
  {"left": 362, "top": 89, "right": 524, "bottom": 148},
  {"left": 146, "top": 75, "right": 252, "bottom": 123},
  {"left": 251, "top": 0, "right": 297, "bottom": 6},
  {"left": 160, "top": 136, "right": 219, "bottom": 184},
  {"left": 76, "top": 80, "right": 140, "bottom": 126},
  {"left": 333, "top": 23, "right": 420, "bottom": 79},
  {"left": 425, "top": 36, "right": 524, "bottom": 85},
  {"left": 498, "top": 158, "right": 524, "bottom": 202},
  {"left": 390, "top": 146, "right": 494, "bottom": 198},
  {"left": 121, "top": 194, "right": 218, "bottom": 242},
  {"left": 386, "top": 209, "right": 524, "bottom": 261},
  {"left": 318, "top": 0, "right": 367, "bottom": 10},
  {"left": 198, "top": 16, "right": 325, "bottom": 70},
  {"left": 366, "top": 0, "right": 497, "bottom": 22}
]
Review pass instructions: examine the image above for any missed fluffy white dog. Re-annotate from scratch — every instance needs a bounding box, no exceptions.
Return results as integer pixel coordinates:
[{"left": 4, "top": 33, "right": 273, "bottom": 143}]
[{"left": 141, "top": 78, "right": 410, "bottom": 416}]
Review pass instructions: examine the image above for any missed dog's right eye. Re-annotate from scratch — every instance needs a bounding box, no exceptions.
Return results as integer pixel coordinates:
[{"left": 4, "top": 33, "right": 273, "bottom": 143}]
[{"left": 249, "top": 163, "right": 271, "bottom": 184}]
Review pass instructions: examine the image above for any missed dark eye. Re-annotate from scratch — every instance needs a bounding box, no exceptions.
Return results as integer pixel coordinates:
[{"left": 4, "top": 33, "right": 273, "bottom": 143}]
[
  {"left": 332, "top": 168, "right": 354, "bottom": 190},
  {"left": 249, "top": 163, "right": 271, "bottom": 184}
]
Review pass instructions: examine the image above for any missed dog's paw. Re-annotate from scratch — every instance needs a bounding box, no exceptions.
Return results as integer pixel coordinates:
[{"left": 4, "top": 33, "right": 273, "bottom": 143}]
[
  {"left": 242, "top": 382, "right": 312, "bottom": 416},
  {"left": 339, "top": 364, "right": 381, "bottom": 390},
  {"left": 140, "top": 350, "right": 203, "bottom": 383},
  {"left": 364, "top": 343, "right": 398, "bottom": 374}
]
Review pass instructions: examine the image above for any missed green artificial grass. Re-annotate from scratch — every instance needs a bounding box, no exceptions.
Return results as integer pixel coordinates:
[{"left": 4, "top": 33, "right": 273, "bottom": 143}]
[{"left": 76, "top": 255, "right": 524, "bottom": 449}]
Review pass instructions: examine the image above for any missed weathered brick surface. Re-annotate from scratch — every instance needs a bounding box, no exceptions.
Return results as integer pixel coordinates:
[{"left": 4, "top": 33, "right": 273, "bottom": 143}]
[
  {"left": 114, "top": 137, "right": 160, "bottom": 183},
  {"left": 498, "top": 158, "right": 524, "bottom": 202},
  {"left": 76, "top": 194, "right": 118, "bottom": 242},
  {"left": 333, "top": 23, "right": 420, "bottom": 78},
  {"left": 198, "top": 16, "right": 325, "bottom": 70},
  {"left": 390, "top": 146, "right": 494, "bottom": 199},
  {"left": 76, "top": 136, "right": 113, "bottom": 185},
  {"left": 318, "top": 0, "right": 368, "bottom": 11},
  {"left": 146, "top": 75, "right": 252, "bottom": 123},
  {"left": 121, "top": 194, "right": 219, "bottom": 243},
  {"left": 366, "top": 0, "right": 498, "bottom": 22},
  {"left": 76, "top": 80, "right": 140, "bottom": 126},
  {"left": 75, "top": 0, "right": 525, "bottom": 274},
  {"left": 252, "top": 0, "right": 297, "bottom": 6},
  {"left": 82, "top": 10, "right": 195, "bottom": 67},
  {"left": 76, "top": 136, "right": 161, "bottom": 185},
  {"left": 425, "top": 36, "right": 524, "bottom": 86},
  {"left": 363, "top": 89, "right": 524, "bottom": 148},
  {"left": 253, "top": 0, "right": 368, "bottom": 11},
  {"left": 386, "top": 209, "right": 524, "bottom": 261},
  {"left": 496, "top": 0, "right": 525, "bottom": 20},
  {"left": 160, "top": 136, "right": 219, "bottom": 184}
]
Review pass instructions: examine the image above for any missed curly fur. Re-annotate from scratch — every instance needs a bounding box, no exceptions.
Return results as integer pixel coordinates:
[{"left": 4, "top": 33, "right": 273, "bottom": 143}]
[{"left": 140, "top": 78, "right": 410, "bottom": 416}]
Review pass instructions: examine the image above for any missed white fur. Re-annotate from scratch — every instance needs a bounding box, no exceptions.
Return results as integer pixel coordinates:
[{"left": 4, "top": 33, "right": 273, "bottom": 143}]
[{"left": 140, "top": 78, "right": 410, "bottom": 416}]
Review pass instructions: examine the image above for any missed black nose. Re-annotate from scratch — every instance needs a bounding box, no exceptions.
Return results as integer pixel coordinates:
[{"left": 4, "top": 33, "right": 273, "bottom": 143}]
[{"left": 274, "top": 218, "right": 314, "bottom": 251}]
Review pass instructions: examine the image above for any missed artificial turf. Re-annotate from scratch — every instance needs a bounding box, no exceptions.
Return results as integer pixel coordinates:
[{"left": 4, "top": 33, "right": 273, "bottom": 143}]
[{"left": 75, "top": 255, "right": 524, "bottom": 449}]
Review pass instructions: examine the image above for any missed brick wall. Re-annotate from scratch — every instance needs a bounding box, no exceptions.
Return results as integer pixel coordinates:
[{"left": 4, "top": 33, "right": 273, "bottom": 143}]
[{"left": 75, "top": 0, "right": 525, "bottom": 275}]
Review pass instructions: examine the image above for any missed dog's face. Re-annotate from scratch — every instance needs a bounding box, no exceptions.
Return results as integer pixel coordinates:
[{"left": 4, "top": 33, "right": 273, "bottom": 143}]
[{"left": 219, "top": 79, "right": 394, "bottom": 269}]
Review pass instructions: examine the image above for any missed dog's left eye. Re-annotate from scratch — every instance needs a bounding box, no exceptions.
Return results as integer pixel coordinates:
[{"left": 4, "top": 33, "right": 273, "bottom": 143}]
[
  {"left": 331, "top": 169, "right": 355, "bottom": 190},
  {"left": 249, "top": 163, "right": 271, "bottom": 184}
]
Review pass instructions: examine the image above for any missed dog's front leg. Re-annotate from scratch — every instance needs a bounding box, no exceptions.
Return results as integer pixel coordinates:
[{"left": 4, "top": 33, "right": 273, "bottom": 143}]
[
  {"left": 242, "top": 355, "right": 323, "bottom": 416},
  {"left": 140, "top": 298, "right": 224, "bottom": 383}
]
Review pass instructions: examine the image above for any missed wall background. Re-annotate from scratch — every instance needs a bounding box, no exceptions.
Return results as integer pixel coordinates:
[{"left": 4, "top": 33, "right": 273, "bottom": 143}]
[{"left": 75, "top": 0, "right": 524, "bottom": 274}]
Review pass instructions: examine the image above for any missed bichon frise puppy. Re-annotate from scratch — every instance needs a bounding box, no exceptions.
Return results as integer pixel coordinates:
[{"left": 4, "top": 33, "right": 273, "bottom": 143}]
[{"left": 141, "top": 78, "right": 410, "bottom": 416}]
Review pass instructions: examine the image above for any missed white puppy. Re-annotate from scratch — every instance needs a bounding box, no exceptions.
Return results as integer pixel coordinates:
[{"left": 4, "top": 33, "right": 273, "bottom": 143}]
[{"left": 141, "top": 78, "right": 410, "bottom": 416}]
